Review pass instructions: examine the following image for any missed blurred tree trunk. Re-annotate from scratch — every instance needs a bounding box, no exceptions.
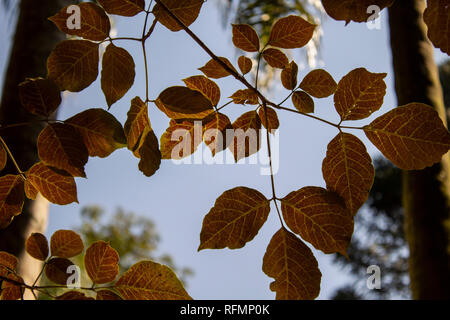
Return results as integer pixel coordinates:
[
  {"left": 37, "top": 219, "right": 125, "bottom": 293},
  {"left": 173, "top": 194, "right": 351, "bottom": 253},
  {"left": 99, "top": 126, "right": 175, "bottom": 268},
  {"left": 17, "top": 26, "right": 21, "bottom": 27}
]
[
  {"left": 0, "top": 0, "right": 73, "bottom": 299},
  {"left": 388, "top": 0, "right": 450, "bottom": 299}
]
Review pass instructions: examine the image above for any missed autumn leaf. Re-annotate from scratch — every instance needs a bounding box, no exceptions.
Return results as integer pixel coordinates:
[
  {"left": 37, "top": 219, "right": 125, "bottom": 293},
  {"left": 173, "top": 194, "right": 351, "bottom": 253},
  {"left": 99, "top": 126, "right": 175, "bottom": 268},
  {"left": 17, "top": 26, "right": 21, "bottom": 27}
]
[
  {"left": 281, "top": 186, "right": 353, "bottom": 256},
  {"left": 66, "top": 109, "right": 127, "bottom": 158},
  {"left": 203, "top": 113, "right": 232, "bottom": 156},
  {"left": 50, "top": 230, "right": 84, "bottom": 258},
  {"left": 47, "top": 40, "right": 99, "bottom": 92},
  {"left": 45, "top": 258, "right": 75, "bottom": 285},
  {"left": 292, "top": 91, "right": 314, "bottom": 114},
  {"left": 281, "top": 61, "right": 298, "bottom": 90},
  {"left": 322, "top": 132, "right": 374, "bottom": 216},
  {"left": 25, "top": 233, "right": 49, "bottom": 261},
  {"left": 228, "top": 111, "right": 262, "bottom": 162},
  {"left": 115, "top": 261, "right": 191, "bottom": 300},
  {"left": 0, "top": 273, "right": 24, "bottom": 300},
  {"left": 423, "top": 0, "right": 450, "bottom": 55},
  {"left": 24, "top": 180, "right": 38, "bottom": 200},
  {"left": 157, "top": 86, "right": 213, "bottom": 115},
  {"left": 198, "top": 187, "right": 270, "bottom": 250},
  {"left": 232, "top": 24, "right": 260, "bottom": 52},
  {"left": 18, "top": 78, "right": 61, "bottom": 117},
  {"left": 238, "top": 56, "right": 253, "bottom": 75},
  {"left": 37, "top": 123, "right": 89, "bottom": 177},
  {"left": 124, "top": 97, "right": 150, "bottom": 151},
  {"left": 199, "top": 57, "right": 237, "bottom": 79},
  {"left": 0, "top": 175, "right": 24, "bottom": 230},
  {"left": 101, "top": 43, "right": 136, "bottom": 107},
  {"left": 299, "top": 69, "right": 337, "bottom": 98},
  {"left": 334, "top": 68, "right": 387, "bottom": 121},
  {"left": 136, "top": 129, "right": 162, "bottom": 177},
  {"left": 0, "top": 146, "right": 6, "bottom": 172},
  {"left": 98, "top": 0, "right": 145, "bottom": 17},
  {"left": 0, "top": 251, "right": 18, "bottom": 271},
  {"left": 160, "top": 120, "right": 202, "bottom": 159},
  {"left": 56, "top": 291, "right": 95, "bottom": 300},
  {"left": 85, "top": 241, "right": 119, "bottom": 284},
  {"left": 96, "top": 289, "right": 122, "bottom": 300},
  {"left": 183, "top": 75, "right": 221, "bottom": 106},
  {"left": 268, "top": 15, "right": 316, "bottom": 49},
  {"left": 153, "top": 0, "right": 204, "bottom": 32},
  {"left": 262, "top": 228, "right": 321, "bottom": 300},
  {"left": 229, "top": 89, "right": 259, "bottom": 105},
  {"left": 258, "top": 106, "right": 280, "bottom": 132},
  {"left": 262, "top": 48, "right": 289, "bottom": 69},
  {"left": 49, "top": 3, "right": 111, "bottom": 41},
  {"left": 364, "top": 103, "right": 450, "bottom": 170},
  {"left": 322, "top": 0, "right": 395, "bottom": 24},
  {"left": 26, "top": 162, "right": 78, "bottom": 205}
]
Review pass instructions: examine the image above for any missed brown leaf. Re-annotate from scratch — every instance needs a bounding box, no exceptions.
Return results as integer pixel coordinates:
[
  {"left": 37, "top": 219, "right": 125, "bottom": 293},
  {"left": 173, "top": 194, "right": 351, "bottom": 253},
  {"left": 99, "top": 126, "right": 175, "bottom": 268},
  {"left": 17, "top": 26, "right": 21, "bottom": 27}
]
[
  {"left": 228, "top": 111, "right": 262, "bottom": 162},
  {"left": 229, "top": 89, "right": 259, "bottom": 105},
  {"left": 281, "top": 61, "right": 298, "bottom": 90},
  {"left": 364, "top": 102, "right": 450, "bottom": 170},
  {"left": 262, "top": 228, "right": 321, "bottom": 300},
  {"left": 24, "top": 179, "right": 38, "bottom": 200},
  {"left": 101, "top": 44, "right": 135, "bottom": 107},
  {"left": 85, "top": 241, "right": 119, "bottom": 284},
  {"left": 262, "top": 48, "right": 289, "bottom": 69},
  {"left": 153, "top": 0, "right": 204, "bottom": 32},
  {"left": 0, "top": 273, "right": 24, "bottom": 300},
  {"left": 199, "top": 57, "right": 237, "bottom": 79},
  {"left": 26, "top": 162, "right": 78, "bottom": 205},
  {"left": 37, "top": 123, "right": 88, "bottom": 177},
  {"left": 49, "top": 3, "right": 110, "bottom": 41},
  {"left": 423, "top": 0, "right": 450, "bottom": 55},
  {"left": 268, "top": 15, "right": 316, "bottom": 49},
  {"left": 160, "top": 120, "right": 202, "bottom": 159},
  {"left": 18, "top": 78, "right": 61, "bottom": 117},
  {"left": 322, "top": 133, "right": 374, "bottom": 216},
  {"left": 203, "top": 113, "right": 232, "bottom": 156},
  {"left": 137, "top": 129, "right": 162, "bottom": 177},
  {"left": 50, "top": 230, "right": 84, "bottom": 258},
  {"left": 334, "top": 68, "right": 387, "bottom": 121},
  {"left": 96, "top": 289, "right": 122, "bottom": 300},
  {"left": 56, "top": 291, "right": 94, "bottom": 300},
  {"left": 183, "top": 75, "right": 221, "bottom": 106},
  {"left": 0, "top": 146, "right": 6, "bottom": 172},
  {"left": 157, "top": 86, "right": 213, "bottom": 116},
  {"left": 155, "top": 100, "right": 214, "bottom": 120},
  {"left": 322, "top": 0, "right": 395, "bottom": 24},
  {"left": 258, "top": 106, "right": 280, "bottom": 132},
  {"left": 47, "top": 40, "right": 99, "bottom": 92},
  {"left": 0, "top": 251, "right": 18, "bottom": 271},
  {"left": 98, "top": 0, "right": 145, "bottom": 17},
  {"left": 232, "top": 24, "right": 260, "bottom": 52},
  {"left": 115, "top": 261, "right": 192, "bottom": 300},
  {"left": 292, "top": 91, "right": 314, "bottom": 113},
  {"left": 45, "top": 258, "right": 75, "bottom": 285},
  {"left": 0, "top": 175, "right": 24, "bottom": 230},
  {"left": 238, "top": 56, "right": 253, "bottom": 75},
  {"left": 300, "top": 69, "right": 337, "bottom": 98},
  {"left": 281, "top": 186, "right": 353, "bottom": 256},
  {"left": 198, "top": 187, "right": 270, "bottom": 250},
  {"left": 124, "top": 97, "right": 150, "bottom": 151},
  {"left": 25, "top": 233, "right": 49, "bottom": 261}
]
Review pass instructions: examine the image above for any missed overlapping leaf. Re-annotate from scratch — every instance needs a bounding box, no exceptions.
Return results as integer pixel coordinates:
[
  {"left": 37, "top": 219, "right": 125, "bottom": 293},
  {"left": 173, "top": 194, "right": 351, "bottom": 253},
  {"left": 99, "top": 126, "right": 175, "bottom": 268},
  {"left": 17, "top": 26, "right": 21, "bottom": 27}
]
[
  {"left": 229, "top": 89, "right": 259, "bottom": 105},
  {"left": 156, "top": 86, "right": 213, "bottom": 115},
  {"left": 262, "top": 48, "right": 289, "bottom": 69},
  {"left": 0, "top": 251, "right": 18, "bottom": 271},
  {"left": 262, "top": 228, "right": 321, "bottom": 300},
  {"left": 238, "top": 56, "right": 253, "bottom": 75},
  {"left": 183, "top": 75, "right": 221, "bottom": 106},
  {"left": 292, "top": 91, "right": 314, "bottom": 113},
  {"left": 232, "top": 24, "right": 260, "bottom": 52},
  {"left": 322, "top": 132, "right": 374, "bottom": 216},
  {"left": 56, "top": 291, "right": 94, "bottom": 300},
  {"left": 0, "top": 175, "right": 24, "bottom": 230},
  {"left": 258, "top": 106, "right": 280, "bottom": 132},
  {"left": 228, "top": 111, "right": 262, "bottom": 162},
  {"left": 124, "top": 97, "right": 150, "bottom": 151},
  {"left": 160, "top": 120, "right": 202, "bottom": 160},
  {"left": 203, "top": 113, "right": 232, "bottom": 156},
  {"left": 199, "top": 187, "right": 270, "bottom": 250},
  {"left": 153, "top": 0, "right": 204, "bottom": 32},
  {"left": 85, "top": 241, "right": 119, "bottom": 284},
  {"left": 0, "top": 273, "right": 24, "bottom": 300},
  {"left": 45, "top": 258, "right": 75, "bottom": 285},
  {"left": 0, "top": 146, "right": 6, "bottom": 172},
  {"left": 364, "top": 103, "right": 450, "bottom": 170},
  {"left": 281, "top": 186, "right": 353, "bottom": 256},
  {"left": 281, "top": 61, "right": 298, "bottom": 90},
  {"left": 321, "top": 0, "right": 395, "bottom": 24},
  {"left": 98, "top": 0, "right": 145, "bottom": 17},
  {"left": 268, "top": 15, "right": 316, "bottom": 49},
  {"left": 24, "top": 180, "right": 38, "bottom": 200},
  {"left": 199, "top": 57, "right": 237, "bottom": 79},
  {"left": 423, "top": 0, "right": 450, "bottom": 55},
  {"left": 300, "top": 69, "right": 337, "bottom": 98},
  {"left": 96, "top": 289, "right": 122, "bottom": 300},
  {"left": 50, "top": 230, "right": 84, "bottom": 258},
  {"left": 334, "top": 68, "right": 387, "bottom": 121},
  {"left": 25, "top": 233, "right": 49, "bottom": 261},
  {"left": 136, "top": 129, "right": 162, "bottom": 177},
  {"left": 18, "top": 78, "right": 61, "bottom": 117}
]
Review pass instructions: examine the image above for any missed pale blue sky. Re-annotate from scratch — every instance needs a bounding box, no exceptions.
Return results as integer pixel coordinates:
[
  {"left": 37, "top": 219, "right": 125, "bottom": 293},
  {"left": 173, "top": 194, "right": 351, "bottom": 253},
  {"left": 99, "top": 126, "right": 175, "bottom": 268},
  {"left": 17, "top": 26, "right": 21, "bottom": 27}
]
[{"left": 0, "top": 1, "right": 447, "bottom": 300}]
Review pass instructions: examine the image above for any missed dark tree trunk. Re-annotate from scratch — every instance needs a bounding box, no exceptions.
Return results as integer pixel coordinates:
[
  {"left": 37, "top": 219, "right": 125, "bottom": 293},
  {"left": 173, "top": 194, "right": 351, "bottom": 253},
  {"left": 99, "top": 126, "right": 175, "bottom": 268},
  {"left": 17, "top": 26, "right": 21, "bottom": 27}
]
[
  {"left": 0, "top": 0, "right": 74, "bottom": 298},
  {"left": 388, "top": 0, "right": 450, "bottom": 299}
]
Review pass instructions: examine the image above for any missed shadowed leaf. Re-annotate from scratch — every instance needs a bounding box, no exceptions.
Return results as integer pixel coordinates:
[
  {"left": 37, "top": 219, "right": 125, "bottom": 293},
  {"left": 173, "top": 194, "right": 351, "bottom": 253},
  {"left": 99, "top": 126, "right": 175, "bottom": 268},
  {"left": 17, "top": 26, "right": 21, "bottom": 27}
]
[
  {"left": 137, "top": 129, "right": 162, "bottom": 177},
  {"left": 183, "top": 75, "right": 221, "bottom": 106},
  {"left": 258, "top": 106, "right": 279, "bottom": 132},
  {"left": 268, "top": 15, "right": 316, "bottom": 49},
  {"left": 238, "top": 56, "right": 253, "bottom": 75},
  {"left": 300, "top": 69, "right": 337, "bottom": 98},
  {"left": 18, "top": 78, "right": 61, "bottom": 117},
  {"left": 96, "top": 289, "right": 122, "bottom": 300},
  {"left": 45, "top": 258, "right": 74, "bottom": 285},
  {"left": 232, "top": 24, "right": 260, "bottom": 52},
  {"left": 25, "top": 233, "right": 49, "bottom": 261},
  {"left": 321, "top": 0, "right": 394, "bottom": 24},
  {"left": 157, "top": 86, "right": 213, "bottom": 115},
  {"left": 153, "top": 0, "right": 204, "bottom": 32},
  {"left": 0, "top": 251, "right": 18, "bottom": 271},
  {"left": 281, "top": 61, "right": 298, "bottom": 90},
  {"left": 85, "top": 241, "right": 119, "bottom": 284},
  {"left": 50, "top": 230, "right": 84, "bottom": 258},
  {"left": 423, "top": 0, "right": 450, "bottom": 55},
  {"left": 0, "top": 273, "right": 24, "bottom": 300},
  {"left": 0, "top": 146, "right": 5, "bottom": 172},
  {"left": 262, "top": 48, "right": 289, "bottom": 69},
  {"left": 228, "top": 111, "right": 261, "bottom": 162},
  {"left": 56, "top": 291, "right": 95, "bottom": 300},
  {"left": 0, "top": 175, "right": 24, "bottom": 230},
  {"left": 98, "top": 0, "right": 145, "bottom": 17},
  {"left": 124, "top": 97, "right": 150, "bottom": 151}
]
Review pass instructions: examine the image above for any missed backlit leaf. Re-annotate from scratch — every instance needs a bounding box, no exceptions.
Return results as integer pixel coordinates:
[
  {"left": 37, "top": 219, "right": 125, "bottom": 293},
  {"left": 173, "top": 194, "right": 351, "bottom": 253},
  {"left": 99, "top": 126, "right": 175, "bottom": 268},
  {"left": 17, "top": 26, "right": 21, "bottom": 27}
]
[
  {"left": 18, "top": 78, "right": 61, "bottom": 117},
  {"left": 281, "top": 61, "right": 298, "bottom": 90},
  {"left": 47, "top": 40, "right": 99, "bottom": 92},
  {"left": 98, "top": 0, "right": 145, "bottom": 17},
  {"left": 0, "top": 146, "right": 6, "bottom": 172},
  {"left": 292, "top": 91, "right": 314, "bottom": 113},
  {"left": 37, "top": 123, "right": 88, "bottom": 177},
  {"left": 157, "top": 86, "right": 213, "bottom": 115},
  {"left": 0, "top": 175, "right": 24, "bottom": 230},
  {"left": 229, "top": 89, "right": 259, "bottom": 105},
  {"left": 124, "top": 97, "right": 150, "bottom": 151},
  {"left": 0, "top": 251, "right": 18, "bottom": 271},
  {"left": 101, "top": 44, "right": 135, "bottom": 107},
  {"left": 49, "top": 3, "right": 110, "bottom": 41},
  {"left": 322, "top": 132, "right": 374, "bottom": 215},
  {"left": 258, "top": 106, "right": 280, "bottom": 131},
  {"left": 160, "top": 120, "right": 202, "bottom": 159},
  {"left": 238, "top": 56, "right": 253, "bottom": 75},
  {"left": 25, "top": 233, "right": 49, "bottom": 261},
  {"left": 232, "top": 24, "right": 260, "bottom": 52},
  {"left": 228, "top": 111, "right": 262, "bottom": 162},
  {"left": 24, "top": 179, "right": 38, "bottom": 200},
  {"left": 115, "top": 261, "right": 191, "bottom": 300},
  {"left": 262, "top": 228, "right": 321, "bottom": 300},
  {"left": 153, "top": 0, "right": 204, "bottom": 32},
  {"left": 322, "top": 0, "right": 395, "bottom": 24},
  {"left": 334, "top": 68, "right": 387, "bottom": 121},
  {"left": 0, "top": 273, "right": 24, "bottom": 300},
  {"left": 203, "top": 113, "right": 232, "bottom": 156},
  {"left": 199, "top": 57, "right": 237, "bottom": 79},
  {"left": 26, "top": 162, "right": 78, "bottom": 205},
  {"left": 85, "top": 241, "right": 119, "bottom": 284},
  {"left": 364, "top": 102, "right": 450, "bottom": 170},
  {"left": 423, "top": 0, "right": 450, "bottom": 55},
  {"left": 268, "top": 15, "right": 316, "bottom": 49},
  {"left": 281, "top": 186, "right": 353, "bottom": 256},
  {"left": 96, "top": 289, "right": 122, "bottom": 300},
  {"left": 56, "top": 291, "right": 95, "bottom": 300},
  {"left": 198, "top": 187, "right": 270, "bottom": 250},
  {"left": 50, "top": 230, "right": 84, "bottom": 258},
  {"left": 45, "top": 258, "right": 74, "bottom": 285},
  {"left": 183, "top": 75, "right": 221, "bottom": 106},
  {"left": 300, "top": 69, "right": 337, "bottom": 98},
  {"left": 262, "top": 48, "right": 289, "bottom": 69}
]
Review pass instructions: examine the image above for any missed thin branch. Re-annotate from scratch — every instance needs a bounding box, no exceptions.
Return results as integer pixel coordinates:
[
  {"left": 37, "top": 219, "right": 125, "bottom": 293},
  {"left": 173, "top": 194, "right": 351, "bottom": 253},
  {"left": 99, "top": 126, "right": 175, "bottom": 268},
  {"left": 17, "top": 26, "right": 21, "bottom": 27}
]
[{"left": 0, "top": 135, "right": 24, "bottom": 175}]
